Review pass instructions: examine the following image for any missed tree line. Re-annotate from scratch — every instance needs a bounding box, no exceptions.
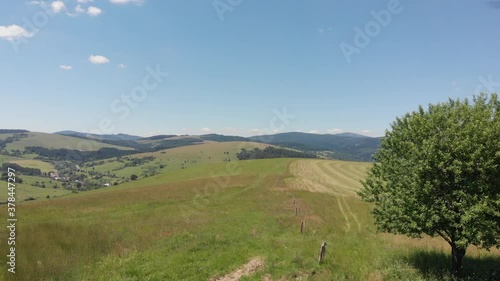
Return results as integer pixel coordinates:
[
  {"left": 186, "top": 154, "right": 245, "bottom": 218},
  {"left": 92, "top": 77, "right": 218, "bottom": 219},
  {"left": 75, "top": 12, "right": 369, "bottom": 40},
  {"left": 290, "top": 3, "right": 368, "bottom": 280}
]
[
  {"left": 1, "top": 163, "right": 42, "bottom": 176},
  {"left": 236, "top": 147, "right": 318, "bottom": 160}
]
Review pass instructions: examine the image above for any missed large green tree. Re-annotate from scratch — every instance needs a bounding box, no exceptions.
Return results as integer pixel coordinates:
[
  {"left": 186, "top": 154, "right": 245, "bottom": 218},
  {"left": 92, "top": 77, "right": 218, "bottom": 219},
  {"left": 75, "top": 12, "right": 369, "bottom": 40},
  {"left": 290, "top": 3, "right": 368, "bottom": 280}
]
[{"left": 360, "top": 94, "right": 500, "bottom": 275}]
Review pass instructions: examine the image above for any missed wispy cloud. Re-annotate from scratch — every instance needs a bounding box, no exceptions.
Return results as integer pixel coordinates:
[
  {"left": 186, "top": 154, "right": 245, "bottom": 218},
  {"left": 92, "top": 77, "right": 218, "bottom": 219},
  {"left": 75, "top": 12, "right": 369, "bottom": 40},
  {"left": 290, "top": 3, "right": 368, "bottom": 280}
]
[
  {"left": 75, "top": 5, "right": 85, "bottom": 13},
  {"left": 59, "top": 65, "right": 73, "bottom": 70},
  {"left": 201, "top": 127, "right": 212, "bottom": 133},
  {"left": 0, "top": 25, "right": 34, "bottom": 41},
  {"left": 118, "top": 63, "right": 127, "bottom": 68},
  {"left": 87, "top": 6, "right": 102, "bottom": 16},
  {"left": 89, "top": 55, "right": 110, "bottom": 64},
  {"left": 110, "top": 0, "right": 145, "bottom": 5},
  {"left": 326, "top": 128, "right": 343, "bottom": 134},
  {"left": 51, "top": 1, "right": 66, "bottom": 13}
]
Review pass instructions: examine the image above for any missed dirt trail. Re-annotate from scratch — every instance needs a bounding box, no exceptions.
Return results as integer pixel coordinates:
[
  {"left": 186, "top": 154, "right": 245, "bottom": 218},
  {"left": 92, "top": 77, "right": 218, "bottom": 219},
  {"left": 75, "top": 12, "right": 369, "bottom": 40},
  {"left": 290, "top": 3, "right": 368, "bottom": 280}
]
[{"left": 210, "top": 257, "right": 265, "bottom": 281}]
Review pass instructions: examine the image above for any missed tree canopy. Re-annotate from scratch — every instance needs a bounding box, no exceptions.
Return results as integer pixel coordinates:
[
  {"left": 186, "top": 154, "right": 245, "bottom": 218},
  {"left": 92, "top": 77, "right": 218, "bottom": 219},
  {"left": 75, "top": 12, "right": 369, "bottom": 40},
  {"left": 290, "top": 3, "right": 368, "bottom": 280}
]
[{"left": 359, "top": 94, "right": 500, "bottom": 274}]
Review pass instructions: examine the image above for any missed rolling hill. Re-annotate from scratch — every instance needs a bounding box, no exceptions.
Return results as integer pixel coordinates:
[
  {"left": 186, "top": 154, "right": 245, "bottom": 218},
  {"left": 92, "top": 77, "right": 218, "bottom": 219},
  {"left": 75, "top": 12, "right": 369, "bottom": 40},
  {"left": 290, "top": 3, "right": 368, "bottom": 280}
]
[
  {"left": 55, "top": 130, "right": 142, "bottom": 141},
  {"left": 3, "top": 132, "right": 135, "bottom": 152},
  {"left": 49, "top": 131, "right": 382, "bottom": 162},
  {"left": 1, "top": 158, "right": 497, "bottom": 280},
  {"left": 249, "top": 132, "right": 381, "bottom": 162}
]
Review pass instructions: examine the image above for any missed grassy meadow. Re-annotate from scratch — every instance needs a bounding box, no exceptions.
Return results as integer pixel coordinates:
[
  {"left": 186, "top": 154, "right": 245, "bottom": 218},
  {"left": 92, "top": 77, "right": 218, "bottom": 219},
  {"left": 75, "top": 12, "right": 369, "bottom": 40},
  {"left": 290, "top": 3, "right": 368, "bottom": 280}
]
[
  {"left": 80, "top": 141, "right": 270, "bottom": 184},
  {"left": 0, "top": 158, "right": 498, "bottom": 280},
  {"left": 7, "top": 159, "right": 55, "bottom": 173},
  {"left": 4, "top": 132, "right": 133, "bottom": 152}
]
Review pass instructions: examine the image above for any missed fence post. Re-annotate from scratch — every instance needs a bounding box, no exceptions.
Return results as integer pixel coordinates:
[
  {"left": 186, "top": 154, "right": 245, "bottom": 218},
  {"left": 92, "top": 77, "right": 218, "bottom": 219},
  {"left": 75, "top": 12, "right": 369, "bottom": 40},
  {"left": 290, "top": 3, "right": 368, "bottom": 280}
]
[{"left": 318, "top": 242, "right": 327, "bottom": 263}]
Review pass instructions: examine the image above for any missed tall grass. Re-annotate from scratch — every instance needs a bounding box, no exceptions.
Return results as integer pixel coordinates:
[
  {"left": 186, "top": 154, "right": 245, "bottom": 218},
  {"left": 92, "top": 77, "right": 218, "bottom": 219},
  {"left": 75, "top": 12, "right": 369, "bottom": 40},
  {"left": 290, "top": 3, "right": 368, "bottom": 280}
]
[{"left": 0, "top": 158, "right": 497, "bottom": 280}]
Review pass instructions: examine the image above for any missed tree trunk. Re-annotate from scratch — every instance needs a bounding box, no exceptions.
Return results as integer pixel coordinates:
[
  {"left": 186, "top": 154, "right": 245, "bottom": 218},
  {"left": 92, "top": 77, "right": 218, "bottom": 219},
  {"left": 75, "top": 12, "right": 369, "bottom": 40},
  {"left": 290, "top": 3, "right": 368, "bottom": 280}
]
[{"left": 451, "top": 243, "right": 466, "bottom": 277}]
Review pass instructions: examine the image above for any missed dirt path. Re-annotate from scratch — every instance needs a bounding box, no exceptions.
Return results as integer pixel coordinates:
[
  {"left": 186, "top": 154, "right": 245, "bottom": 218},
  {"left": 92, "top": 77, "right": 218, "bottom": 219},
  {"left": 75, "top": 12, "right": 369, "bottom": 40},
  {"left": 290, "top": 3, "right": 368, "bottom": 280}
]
[{"left": 210, "top": 257, "right": 265, "bottom": 281}]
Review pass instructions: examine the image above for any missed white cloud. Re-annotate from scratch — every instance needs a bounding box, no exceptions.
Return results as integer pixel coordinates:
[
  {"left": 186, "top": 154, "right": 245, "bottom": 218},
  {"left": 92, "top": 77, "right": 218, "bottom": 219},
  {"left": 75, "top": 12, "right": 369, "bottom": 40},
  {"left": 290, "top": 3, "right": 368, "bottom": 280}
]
[
  {"left": 0, "top": 25, "right": 34, "bottom": 41},
  {"left": 77, "top": 0, "right": 94, "bottom": 3},
  {"left": 118, "top": 63, "right": 127, "bottom": 68},
  {"left": 87, "top": 6, "right": 102, "bottom": 16},
  {"left": 309, "top": 129, "right": 320, "bottom": 134},
  {"left": 326, "top": 128, "right": 343, "bottom": 134},
  {"left": 201, "top": 127, "right": 212, "bottom": 133},
  {"left": 110, "top": 0, "right": 145, "bottom": 5},
  {"left": 50, "top": 1, "right": 66, "bottom": 13},
  {"left": 59, "top": 65, "right": 73, "bottom": 70},
  {"left": 75, "top": 5, "right": 85, "bottom": 13},
  {"left": 89, "top": 55, "right": 110, "bottom": 64},
  {"left": 248, "top": 128, "right": 279, "bottom": 135}
]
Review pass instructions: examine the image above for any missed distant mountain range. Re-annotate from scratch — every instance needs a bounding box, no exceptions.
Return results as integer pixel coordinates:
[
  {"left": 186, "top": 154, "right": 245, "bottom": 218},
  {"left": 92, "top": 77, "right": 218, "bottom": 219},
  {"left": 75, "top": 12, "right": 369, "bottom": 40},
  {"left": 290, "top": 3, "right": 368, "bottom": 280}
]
[
  {"left": 249, "top": 132, "right": 381, "bottom": 162},
  {"left": 1, "top": 130, "right": 381, "bottom": 162},
  {"left": 54, "top": 130, "right": 380, "bottom": 162},
  {"left": 55, "top": 130, "right": 142, "bottom": 141}
]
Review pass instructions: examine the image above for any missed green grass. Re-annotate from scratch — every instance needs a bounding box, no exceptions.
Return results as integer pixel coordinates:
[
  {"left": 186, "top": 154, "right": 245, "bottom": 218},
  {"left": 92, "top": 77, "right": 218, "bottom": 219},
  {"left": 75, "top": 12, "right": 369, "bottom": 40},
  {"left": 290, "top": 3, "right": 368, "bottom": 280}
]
[
  {"left": 83, "top": 141, "right": 271, "bottom": 182},
  {"left": 7, "top": 159, "right": 55, "bottom": 173},
  {"left": 0, "top": 175, "right": 72, "bottom": 201},
  {"left": 5, "top": 132, "right": 134, "bottom": 151},
  {"left": 0, "top": 158, "right": 497, "bottom": 280}
]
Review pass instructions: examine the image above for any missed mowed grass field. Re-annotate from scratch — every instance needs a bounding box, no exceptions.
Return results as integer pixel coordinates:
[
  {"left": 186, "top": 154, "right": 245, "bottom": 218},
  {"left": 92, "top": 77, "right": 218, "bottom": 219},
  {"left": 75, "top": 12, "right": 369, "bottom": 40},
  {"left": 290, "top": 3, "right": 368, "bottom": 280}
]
[
  {"left": 4, "top": 132, "right": 134, "bottom": 152},
  {"left": 0, "top": 158, "right": 498, "bottom": 281}
]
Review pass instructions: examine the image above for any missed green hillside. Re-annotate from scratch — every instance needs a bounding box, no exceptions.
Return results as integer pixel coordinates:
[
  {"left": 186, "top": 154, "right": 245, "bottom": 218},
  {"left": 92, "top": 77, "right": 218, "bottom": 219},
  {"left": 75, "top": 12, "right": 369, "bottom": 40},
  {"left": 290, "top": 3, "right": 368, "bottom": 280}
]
[
  {"left": 3, "top": 132, "right": 134, "bottom": 152},
  {"left": 1, "top": 158, "right": 497, "bottom": 280},
  {"left": 81, "top": 141, "right": 271, "bottom": 183}
]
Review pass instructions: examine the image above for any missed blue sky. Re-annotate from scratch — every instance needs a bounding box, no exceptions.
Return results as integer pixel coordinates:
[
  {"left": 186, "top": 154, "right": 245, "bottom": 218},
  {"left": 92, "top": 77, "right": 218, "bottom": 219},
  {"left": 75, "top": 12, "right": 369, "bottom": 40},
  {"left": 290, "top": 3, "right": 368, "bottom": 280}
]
[{"left": 1, "top": 0, "right": 500, "bottom": 137}]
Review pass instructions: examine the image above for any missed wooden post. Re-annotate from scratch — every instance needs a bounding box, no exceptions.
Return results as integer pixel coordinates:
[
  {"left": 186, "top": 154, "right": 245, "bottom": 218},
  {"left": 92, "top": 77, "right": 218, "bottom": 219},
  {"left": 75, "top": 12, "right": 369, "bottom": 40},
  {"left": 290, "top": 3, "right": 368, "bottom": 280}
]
[
  {"left": 319, "top": 242, "right": 327, "bottom": 263},
  {"left": 295, "top": 208, "right": 298, "bottom": 216},
  {"left": 300, "top": 221, "right": 304, "bottom": 233}
]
